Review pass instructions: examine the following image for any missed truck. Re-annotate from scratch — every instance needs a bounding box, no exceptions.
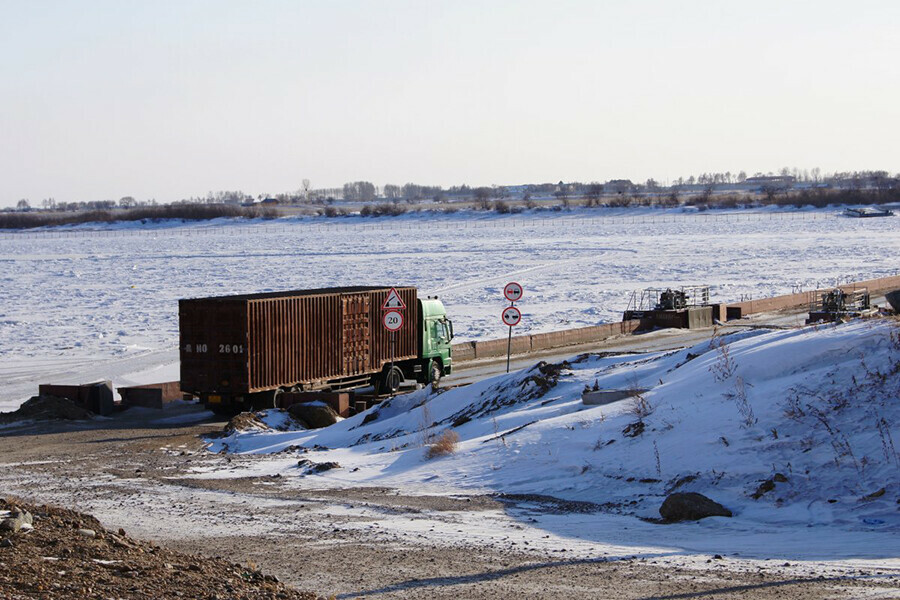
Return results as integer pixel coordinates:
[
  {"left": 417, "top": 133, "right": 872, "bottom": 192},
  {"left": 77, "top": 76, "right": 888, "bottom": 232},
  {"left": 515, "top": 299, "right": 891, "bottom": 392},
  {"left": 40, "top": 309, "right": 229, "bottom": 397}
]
[{"left": 179, "top": 286, "right": 453, "bottom": 413}]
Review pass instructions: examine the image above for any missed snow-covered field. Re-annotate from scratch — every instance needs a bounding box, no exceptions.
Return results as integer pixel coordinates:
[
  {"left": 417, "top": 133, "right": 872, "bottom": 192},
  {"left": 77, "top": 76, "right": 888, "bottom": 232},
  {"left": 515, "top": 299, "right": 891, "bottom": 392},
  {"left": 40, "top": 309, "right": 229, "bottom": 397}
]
[
  {"left": 1, "top": 206, "right": 899, "bottom": 411},
  {"left": 203, "top": 318, "right": 900, "bottom": 569}
]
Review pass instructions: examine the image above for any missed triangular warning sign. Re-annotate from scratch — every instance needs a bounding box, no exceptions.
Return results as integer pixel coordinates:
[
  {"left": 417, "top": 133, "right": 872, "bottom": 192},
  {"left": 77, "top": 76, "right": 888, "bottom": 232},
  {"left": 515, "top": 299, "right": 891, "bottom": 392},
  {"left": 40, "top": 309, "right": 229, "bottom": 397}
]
[{"left": 382, "top": 287, "right": 407, "bottom": 310}]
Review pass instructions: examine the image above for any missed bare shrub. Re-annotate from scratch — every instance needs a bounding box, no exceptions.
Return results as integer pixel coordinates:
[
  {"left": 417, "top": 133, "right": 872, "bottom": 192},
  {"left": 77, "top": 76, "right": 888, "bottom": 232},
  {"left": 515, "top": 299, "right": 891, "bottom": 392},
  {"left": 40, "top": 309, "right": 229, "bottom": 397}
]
[
  {"left": 875, "top": 416, "right": 899, "bottom": 468},
  {"left": 321, "top": 206, "right": 345, "bottom": 218},
  {"left": 709, "top": 330, "right": 736, "bottom": 382},
  {"left": 629, "top": 389, "right": 653, "bottom": 420},
  {"left": 0, "top": 204, "right": 264, "bottom": 229},
  {"left": 425, "top": 430, "right": 459, "bottom": 459},
  {"left": 653, "top": 441, "right": 662, "bottom": 477},
  {"left": 373, "top": 203, "right": 407, "bottom": 217},
  {"left": 418, "top": 401, "right": 436, "bottom": 447},
  {"left": 724, "top": 376, "right": 756, "bottom": 428},
  {"left": 627, "top": 377, "right": 652, "bottom": 420}
]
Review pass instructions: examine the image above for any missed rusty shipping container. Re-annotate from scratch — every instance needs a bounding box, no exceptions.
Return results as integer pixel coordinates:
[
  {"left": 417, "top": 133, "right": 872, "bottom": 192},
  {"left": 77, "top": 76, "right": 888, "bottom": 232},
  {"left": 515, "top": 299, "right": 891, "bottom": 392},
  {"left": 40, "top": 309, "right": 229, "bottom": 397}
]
[{"left": 180, "top": 287, "right": 418, "bottom": 397}]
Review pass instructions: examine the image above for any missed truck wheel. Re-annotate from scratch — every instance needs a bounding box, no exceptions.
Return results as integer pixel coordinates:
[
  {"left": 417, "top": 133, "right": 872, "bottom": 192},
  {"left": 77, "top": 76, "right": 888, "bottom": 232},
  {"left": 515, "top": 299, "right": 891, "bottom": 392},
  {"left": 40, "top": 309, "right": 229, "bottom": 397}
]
[
  {"left": 380, "top": 366, "right": 403, "bottom": 394},
  {"left": 430, "top": 361, "right": 443, "bottom": 386},
  {"left": 248, "top": 389, "right": 279, "bottom": 411}
]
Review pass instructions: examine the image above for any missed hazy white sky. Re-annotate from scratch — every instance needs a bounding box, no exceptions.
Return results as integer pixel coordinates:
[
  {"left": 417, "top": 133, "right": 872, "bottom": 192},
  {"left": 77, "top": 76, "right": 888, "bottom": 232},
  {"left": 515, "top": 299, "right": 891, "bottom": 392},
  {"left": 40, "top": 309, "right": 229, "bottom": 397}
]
[{"left": 2, "top": 1, "right": 898, "bottom": 206}]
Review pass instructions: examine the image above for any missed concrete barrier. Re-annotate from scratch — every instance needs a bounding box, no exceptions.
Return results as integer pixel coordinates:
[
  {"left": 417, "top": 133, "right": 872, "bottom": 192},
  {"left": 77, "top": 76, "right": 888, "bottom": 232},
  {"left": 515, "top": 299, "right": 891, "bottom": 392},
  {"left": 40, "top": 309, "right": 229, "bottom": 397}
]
[
  {"left": 117, "top": 381, "right": 182, "bottom": 409},
  {"left": 456, "top": 320, "right": 642, "bottom": 363},
  {"left": 727, "top": 274, "right": 900, "bottom": 319},
  {"left": 850, "top": 274, "right": 900, "bottom": 295},
  {"left": 451, "top": 341, "right": 476, "bottom": 362},
  {"left": 38, "top": 381, "right": 115, "bottom": 415},
  {"left": 474, "top": 335, "right": 532, "bottom": 359}
]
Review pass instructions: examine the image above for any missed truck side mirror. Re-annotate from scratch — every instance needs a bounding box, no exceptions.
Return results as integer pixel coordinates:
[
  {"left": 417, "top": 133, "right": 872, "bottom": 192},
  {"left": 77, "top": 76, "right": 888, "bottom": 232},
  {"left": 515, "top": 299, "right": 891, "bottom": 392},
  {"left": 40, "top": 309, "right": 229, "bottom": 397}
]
[{"left": 447, "top": 319, "right": 454, "bottom": 340}]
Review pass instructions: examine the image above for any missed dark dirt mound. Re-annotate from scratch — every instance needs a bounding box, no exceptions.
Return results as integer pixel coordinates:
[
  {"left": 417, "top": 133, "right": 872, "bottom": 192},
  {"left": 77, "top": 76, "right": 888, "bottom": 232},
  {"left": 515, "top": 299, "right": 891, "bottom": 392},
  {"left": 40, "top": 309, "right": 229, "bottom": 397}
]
[
  {"left": 223, "top": 411, "right": 268, "bottom": 434},
  {"left": 0, "top": 395, "right": 93, "bottom": 425},
  {"left": 0, "top": 497, "right": 321, "bottom": 599},
  {"left": 445, "top": 360, "right": 573, "bottom": 426},
  {"left": 288, "top": 403, "right": 337, "bottom": 429}
]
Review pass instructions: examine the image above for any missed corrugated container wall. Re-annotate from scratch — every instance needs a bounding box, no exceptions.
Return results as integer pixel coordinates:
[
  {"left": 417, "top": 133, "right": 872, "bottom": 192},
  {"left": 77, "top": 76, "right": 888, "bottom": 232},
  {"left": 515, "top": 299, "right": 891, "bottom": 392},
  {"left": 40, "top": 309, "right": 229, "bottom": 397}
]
[{"left": 180, "top": 287, "right": 417, "bottom": 394}]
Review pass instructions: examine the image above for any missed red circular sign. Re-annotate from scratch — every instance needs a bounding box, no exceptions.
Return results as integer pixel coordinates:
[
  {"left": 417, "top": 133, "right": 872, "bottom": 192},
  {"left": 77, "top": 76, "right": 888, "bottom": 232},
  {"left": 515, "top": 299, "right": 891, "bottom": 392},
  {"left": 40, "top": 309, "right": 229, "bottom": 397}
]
[
  {"left": 504, "top": 282, "right": 524, "bottom": 302},
  {"left": 501, "top": 306, "right": 522, "bottom": 327},
  {"left": 383, "top": 310, "right": 404, "bottom": 331}
]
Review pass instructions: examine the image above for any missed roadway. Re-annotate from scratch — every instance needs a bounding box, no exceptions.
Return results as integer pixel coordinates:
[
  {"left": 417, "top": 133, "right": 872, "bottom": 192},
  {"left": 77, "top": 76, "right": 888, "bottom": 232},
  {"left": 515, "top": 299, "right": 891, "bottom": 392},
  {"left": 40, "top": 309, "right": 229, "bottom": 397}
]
[{"left": 440, "top": 301, "right": 853, "bottom": 388}]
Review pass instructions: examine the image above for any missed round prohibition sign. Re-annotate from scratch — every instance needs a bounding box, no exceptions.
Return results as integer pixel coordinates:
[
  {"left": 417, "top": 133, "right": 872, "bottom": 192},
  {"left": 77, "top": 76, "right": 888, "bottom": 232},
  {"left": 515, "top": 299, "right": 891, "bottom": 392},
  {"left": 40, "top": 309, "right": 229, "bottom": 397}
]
[
  {"left": 501, "top": 306, "right": 522, "bottom": 327},
  {"left": 503, "top": 282, "right": 524, "bottom": 302},
  {"left": 382, "top": 310, "right": 404, "bottom": 332}
]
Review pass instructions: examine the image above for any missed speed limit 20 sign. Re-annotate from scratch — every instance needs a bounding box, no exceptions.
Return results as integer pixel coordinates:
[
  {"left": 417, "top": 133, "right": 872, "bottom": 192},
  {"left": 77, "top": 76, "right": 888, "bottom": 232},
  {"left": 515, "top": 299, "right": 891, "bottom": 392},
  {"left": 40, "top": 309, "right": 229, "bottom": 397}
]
[
  {"left": 382, "top": 310, "right": 404, "bottom": 332},
  {"left": 501, "top": 306, "right": 521, "bottom": 327},
  {"left": 503, "top": 282, "right": 523, "bottom": 302}
]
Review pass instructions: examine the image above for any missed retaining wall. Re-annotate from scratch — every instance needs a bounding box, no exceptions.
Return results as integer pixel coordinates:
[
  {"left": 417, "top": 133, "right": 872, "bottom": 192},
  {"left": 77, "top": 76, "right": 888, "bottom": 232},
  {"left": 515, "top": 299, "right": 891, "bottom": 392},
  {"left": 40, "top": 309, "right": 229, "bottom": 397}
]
[
  {"left": 728, "top": 274, "right": 900, "bottom": 318},
  {"left": 452, "top": 320, "right": 641, "bottom": 363}
]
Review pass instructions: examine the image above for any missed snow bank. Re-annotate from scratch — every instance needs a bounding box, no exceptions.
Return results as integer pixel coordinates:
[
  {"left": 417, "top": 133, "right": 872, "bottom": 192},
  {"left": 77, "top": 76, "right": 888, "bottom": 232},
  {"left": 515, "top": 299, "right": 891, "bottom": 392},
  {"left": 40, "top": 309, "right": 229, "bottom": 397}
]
[{"left": 206, "top": 319, "right": 900, "bottom": 541}]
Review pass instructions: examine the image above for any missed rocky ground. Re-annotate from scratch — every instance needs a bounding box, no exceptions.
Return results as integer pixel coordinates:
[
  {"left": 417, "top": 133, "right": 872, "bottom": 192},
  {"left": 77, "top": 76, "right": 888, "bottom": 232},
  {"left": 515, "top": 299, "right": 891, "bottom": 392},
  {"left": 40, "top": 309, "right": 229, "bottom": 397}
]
[
  {"left": 1, "top": 401, "right": 899, "bottom": 599},
  {"left": 0, "top": 497, "right": 319, "bottom": 599}
]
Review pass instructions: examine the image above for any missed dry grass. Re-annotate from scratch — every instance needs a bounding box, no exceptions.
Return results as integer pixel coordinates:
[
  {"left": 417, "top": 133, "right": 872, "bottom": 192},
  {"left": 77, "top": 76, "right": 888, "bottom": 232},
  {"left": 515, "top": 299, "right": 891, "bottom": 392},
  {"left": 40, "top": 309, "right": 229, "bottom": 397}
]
[{"left": 425, "top": 430, "right": 459, "bottom": 459}]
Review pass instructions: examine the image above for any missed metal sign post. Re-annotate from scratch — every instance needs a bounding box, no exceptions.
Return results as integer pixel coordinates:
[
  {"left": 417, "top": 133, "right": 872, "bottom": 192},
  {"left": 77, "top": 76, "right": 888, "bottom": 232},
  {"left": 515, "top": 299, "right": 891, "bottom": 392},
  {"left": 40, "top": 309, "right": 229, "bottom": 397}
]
[
  {"left": 382, "top": 296, "right": 405, "bottom": 394},
  {"left": 501, "top": 284, "right": 523, "bottom": 372},
  {"left": 507, "top": 319, "right": 513, "bottom": 373}
]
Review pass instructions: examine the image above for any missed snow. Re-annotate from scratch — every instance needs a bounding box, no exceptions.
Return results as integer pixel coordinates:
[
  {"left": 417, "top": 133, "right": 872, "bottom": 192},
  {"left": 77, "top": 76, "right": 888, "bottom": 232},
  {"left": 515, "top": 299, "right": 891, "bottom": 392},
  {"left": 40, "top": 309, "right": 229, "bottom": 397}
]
[
  {"left": 199, "top": 319, "right": 900, "bottom": 566},
  {"left": 2, "top": 207, "right": 899, "bottom": 411}
]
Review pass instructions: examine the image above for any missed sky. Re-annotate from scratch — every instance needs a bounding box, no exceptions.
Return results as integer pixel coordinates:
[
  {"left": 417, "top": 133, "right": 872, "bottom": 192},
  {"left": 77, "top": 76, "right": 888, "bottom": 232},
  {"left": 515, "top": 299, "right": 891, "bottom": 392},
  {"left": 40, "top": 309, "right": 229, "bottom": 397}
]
[{"left": 1, "top": 0, "right": 898, "bottom": 207}]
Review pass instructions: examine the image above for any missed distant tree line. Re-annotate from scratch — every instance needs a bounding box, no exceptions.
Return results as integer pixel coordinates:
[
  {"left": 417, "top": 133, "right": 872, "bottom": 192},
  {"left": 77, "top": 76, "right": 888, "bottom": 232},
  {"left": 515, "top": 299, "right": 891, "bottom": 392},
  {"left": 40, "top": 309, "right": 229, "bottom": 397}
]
[{"left": 7, "top": 168, "right": 899, "bottom": 216}]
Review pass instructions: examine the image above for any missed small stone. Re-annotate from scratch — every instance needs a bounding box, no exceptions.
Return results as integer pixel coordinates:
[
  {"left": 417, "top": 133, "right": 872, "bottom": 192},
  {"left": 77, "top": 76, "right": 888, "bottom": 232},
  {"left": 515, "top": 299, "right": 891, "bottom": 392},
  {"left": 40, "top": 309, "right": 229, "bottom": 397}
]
[
  {"left": 0, "top": 538, "right": 12, "bottom": 548},
  {"left": 76, "top": 528, "right": 96, "bottom": 538},
  {"left": 752, "top": 479, "right": 776, "bottom": 499},
  {"left": 0, "top": 511, "right": 32, "bottom": 533}
]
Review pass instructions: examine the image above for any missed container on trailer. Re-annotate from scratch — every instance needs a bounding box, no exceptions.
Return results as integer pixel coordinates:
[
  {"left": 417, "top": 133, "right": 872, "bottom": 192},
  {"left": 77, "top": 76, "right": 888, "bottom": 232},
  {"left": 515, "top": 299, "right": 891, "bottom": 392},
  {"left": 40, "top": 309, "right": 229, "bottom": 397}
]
[{"left": 179, "top": 286, "right": 418, "bottom": 397}]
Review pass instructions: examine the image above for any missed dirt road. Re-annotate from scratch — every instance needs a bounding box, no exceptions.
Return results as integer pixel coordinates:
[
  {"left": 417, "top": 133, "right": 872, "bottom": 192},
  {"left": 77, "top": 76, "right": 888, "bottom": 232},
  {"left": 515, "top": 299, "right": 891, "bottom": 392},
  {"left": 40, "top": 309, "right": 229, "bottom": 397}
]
[{"left": 1, "top": 403, "right": 897, "bottom": 599}]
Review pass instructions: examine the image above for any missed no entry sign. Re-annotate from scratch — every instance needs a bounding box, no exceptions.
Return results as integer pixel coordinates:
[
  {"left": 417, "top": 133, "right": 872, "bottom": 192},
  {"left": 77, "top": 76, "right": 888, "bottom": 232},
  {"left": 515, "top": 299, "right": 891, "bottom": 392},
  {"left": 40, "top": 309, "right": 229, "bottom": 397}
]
[
  {"left": 501, "top": 306, "right": 522, "bottom": 327},
  {"left": 503, "top": 282, "right": 524, "bottom": 302},
  {"left": 382, "top": 310, "right": 404, "bottom": 331}
]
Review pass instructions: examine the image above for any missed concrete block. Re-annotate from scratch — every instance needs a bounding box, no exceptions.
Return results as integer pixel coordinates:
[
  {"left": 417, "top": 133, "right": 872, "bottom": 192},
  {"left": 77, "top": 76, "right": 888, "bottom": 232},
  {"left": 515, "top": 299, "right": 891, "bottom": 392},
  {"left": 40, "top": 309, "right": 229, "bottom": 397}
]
[
  {"left": 118, "top": 381, "right": 182, "bottom": 409},
  {"left": 280, "top": 391, "right": 350, "bottom": 418},
  {"left": 582, "top": 388, "right": 650, "bottom": 406}
]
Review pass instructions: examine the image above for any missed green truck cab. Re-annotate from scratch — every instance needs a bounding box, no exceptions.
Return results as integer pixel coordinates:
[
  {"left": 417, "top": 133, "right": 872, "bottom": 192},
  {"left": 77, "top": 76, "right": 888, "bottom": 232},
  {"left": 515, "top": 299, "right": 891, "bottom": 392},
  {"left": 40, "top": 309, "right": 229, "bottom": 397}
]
[{"left": 418, "top": 297, "right": 454, "bottom": 385}]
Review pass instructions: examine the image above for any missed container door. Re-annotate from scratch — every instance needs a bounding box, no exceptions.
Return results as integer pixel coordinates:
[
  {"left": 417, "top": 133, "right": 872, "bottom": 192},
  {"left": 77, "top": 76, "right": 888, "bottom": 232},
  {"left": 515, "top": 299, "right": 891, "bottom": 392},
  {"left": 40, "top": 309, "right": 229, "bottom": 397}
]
[{"left": 341, "top": 294, "right": 371, "bottom": 376}]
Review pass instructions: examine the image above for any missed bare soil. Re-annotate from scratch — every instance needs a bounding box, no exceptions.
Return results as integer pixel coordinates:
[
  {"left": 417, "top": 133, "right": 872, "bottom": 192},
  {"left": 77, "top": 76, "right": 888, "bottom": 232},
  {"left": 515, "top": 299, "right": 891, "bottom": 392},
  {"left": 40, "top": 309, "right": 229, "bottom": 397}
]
[
  {"left": 0, "top": 497, "right": 318, "bottom": 600},
  {"left": 1, "top": 407, "right": 898, "bottom": 599}
]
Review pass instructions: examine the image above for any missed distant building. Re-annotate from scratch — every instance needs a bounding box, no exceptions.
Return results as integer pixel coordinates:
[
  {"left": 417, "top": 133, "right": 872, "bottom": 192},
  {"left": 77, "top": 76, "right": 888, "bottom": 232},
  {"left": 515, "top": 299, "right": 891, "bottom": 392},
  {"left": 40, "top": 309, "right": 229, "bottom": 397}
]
[
  {"left": 606, "top": 179, "right": 634, "bottom": 194},
  {"left": 744, "top": 176, "right": 795, "bottom": 186}
]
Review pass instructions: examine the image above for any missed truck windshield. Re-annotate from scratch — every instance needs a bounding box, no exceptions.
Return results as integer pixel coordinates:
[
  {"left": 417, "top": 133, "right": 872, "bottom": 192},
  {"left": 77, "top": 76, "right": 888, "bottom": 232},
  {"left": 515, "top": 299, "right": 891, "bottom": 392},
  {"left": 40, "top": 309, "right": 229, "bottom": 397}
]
[{"left": 433, "top": 321, "right": 450, "bottom": 341}]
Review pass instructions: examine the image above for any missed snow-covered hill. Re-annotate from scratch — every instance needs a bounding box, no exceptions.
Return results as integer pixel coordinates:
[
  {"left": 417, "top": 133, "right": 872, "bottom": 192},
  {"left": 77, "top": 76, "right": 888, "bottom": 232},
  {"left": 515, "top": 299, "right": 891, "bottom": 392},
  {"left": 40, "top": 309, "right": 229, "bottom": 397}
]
[{"left": 204, "top": 318, "right": 900, "bottom": 557}]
